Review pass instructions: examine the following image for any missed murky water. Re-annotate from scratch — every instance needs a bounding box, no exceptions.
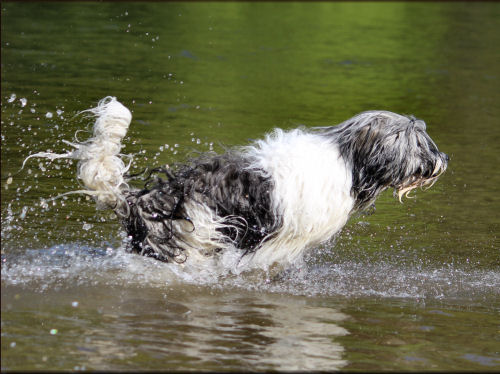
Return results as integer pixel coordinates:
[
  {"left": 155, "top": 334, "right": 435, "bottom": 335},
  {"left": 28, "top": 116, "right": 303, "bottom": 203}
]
[{"left": 2, "top": 2, "right": 499, "bottom": 371}]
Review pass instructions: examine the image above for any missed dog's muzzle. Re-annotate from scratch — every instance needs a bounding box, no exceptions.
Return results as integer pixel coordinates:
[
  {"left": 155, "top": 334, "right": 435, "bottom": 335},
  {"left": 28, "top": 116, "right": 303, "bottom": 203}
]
[{"left": 395, "top": 151, "right": 448, "bottom": 202}]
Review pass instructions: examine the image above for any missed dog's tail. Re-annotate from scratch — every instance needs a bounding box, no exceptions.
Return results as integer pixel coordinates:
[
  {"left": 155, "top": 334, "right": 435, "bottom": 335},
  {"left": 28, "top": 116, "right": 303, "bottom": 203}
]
[{"left": 22, "top": 96, "right": 132, "bottom": 211}]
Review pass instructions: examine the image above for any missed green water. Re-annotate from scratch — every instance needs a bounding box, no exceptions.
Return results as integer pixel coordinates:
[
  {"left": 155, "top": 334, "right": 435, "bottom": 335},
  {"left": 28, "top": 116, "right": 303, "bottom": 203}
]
[{"left": 1, "top": 2, "right": 499, "bottom": 371}]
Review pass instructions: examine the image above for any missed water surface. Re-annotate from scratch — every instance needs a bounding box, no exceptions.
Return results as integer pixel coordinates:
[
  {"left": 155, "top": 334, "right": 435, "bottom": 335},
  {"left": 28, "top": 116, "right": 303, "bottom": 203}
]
[{"left": 2, "top": 2, "right": 499, "bottom": 371}]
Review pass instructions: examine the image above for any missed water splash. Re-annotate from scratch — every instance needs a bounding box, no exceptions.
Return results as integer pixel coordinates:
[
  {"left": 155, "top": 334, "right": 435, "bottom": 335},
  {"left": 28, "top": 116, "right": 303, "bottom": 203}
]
[
  {"left": 2, "top": 241, "right": 498, "bottom": 303},
  {"left": 2, "top": 97, "right": 498, "bottom": 305}
]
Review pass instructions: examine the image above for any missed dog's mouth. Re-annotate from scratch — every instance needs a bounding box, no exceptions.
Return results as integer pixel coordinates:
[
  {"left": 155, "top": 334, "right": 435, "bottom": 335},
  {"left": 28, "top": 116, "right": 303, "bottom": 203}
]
[{"left": 395, "top": 154, "right": 448, "bottom": 202}]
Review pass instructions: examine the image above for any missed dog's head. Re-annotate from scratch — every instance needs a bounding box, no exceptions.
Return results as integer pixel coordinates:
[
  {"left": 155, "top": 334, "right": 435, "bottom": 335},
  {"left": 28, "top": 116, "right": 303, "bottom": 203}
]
[{"left": 322, "top": 110, "right": 448, "bottom": 210}]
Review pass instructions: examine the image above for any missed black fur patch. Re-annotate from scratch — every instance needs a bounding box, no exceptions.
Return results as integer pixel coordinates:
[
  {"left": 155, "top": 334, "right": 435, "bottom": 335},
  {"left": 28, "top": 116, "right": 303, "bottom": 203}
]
[{"left": 122, "top": 152, "right": 279, "bottom": 262}]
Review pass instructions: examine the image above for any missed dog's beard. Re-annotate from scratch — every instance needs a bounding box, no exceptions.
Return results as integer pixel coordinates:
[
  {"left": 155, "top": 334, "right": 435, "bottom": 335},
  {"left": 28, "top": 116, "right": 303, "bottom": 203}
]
[{"left": 395, "top": 160, "right": 447, "bottom": 202}]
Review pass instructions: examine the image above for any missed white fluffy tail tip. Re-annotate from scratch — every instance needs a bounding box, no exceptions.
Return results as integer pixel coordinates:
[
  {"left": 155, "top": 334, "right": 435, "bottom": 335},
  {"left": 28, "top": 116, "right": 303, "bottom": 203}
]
[
  {"left": 22, "top": 96, "right": 133, "bottom": 210},
  {"left": 83, "top": 96, "right": 132, "bottom": 141}
]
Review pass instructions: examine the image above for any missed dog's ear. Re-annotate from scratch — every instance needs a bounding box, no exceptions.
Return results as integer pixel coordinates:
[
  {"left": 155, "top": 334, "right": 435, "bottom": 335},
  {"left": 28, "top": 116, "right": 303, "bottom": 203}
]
[{"left": 350, "top": 117, "right": 384, "bottom": 159}]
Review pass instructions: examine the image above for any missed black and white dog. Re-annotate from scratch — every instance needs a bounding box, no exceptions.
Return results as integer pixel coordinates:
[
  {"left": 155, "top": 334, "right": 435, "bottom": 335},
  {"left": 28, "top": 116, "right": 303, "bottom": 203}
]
[{"left": 27, "top": 97, "right": 448, "bottom": 270}]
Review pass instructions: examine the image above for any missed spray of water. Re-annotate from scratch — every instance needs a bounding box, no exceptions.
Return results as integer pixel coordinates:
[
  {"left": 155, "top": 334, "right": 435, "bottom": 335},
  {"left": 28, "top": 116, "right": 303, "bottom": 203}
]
[
  {"left": 2, "top": 96, "right": 498, "bottom": 303},
  {"left": 20, "top": 96, "right": 132, "bottom": 209}
]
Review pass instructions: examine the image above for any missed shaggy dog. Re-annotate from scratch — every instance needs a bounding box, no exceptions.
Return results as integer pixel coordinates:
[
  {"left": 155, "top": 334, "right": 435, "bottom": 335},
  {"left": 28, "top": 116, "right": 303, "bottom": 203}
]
[{"left": 25, "top": 97, "right": 448, "bottom": 270}]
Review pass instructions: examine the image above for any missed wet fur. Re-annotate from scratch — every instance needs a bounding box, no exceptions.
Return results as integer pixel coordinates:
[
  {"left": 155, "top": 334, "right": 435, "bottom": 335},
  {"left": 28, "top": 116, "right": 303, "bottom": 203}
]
[
  {"left": 122, "top": 152, "right": 278, "bottom": 263},
  {"left": 119, "top": 111, "right": 448, "bottom": 269}
]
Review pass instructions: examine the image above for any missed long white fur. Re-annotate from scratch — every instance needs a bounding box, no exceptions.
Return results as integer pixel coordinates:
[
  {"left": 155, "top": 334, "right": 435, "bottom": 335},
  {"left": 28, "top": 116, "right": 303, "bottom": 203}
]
[
  {"left": 242, "top": 129, "right": 354, "bottom": 268},
  {"left": 28, "top": 99, "right": 445, "bottom": 272},
  {"left": 22, "top": 96, "right": 132, "bottom": 209},
  {"left": 128, "top": 128, "right": 355, "bottom": 270}
]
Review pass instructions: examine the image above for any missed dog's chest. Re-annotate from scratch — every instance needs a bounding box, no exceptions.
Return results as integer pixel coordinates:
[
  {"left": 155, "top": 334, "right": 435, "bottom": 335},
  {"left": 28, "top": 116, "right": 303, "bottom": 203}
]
[{"left": 251, "top": 131, "right": 355, "bottom": 243}]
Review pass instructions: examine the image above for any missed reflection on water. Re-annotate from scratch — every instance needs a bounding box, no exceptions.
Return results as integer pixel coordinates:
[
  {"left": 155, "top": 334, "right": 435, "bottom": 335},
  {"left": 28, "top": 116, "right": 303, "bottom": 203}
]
[
  {"left": 2, "top": 244, "right": 499, "bottom": 371},
  {"left": 2, "top": 276, "right": 348, "bottom": 371},
  {"left": 2, "top": 1, "right": 500, "bottom": 371},
  {"left": 177, "top": 293, "right": 347, "bottom": 371}
]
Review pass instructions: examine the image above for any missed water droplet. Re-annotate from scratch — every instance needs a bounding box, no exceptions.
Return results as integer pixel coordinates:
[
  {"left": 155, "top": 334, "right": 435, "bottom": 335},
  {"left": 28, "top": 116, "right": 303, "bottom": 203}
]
[
  {"left": 19, "top": 98, "right": 27, "bottom": 107},
  {"left": 19, "top": 206, "right": 28, "bottom": 220},
  {"left": 71, "top": 301, "right": 79, "bottom": 307},
  {"left": 45, "top": 112, "right": 53, "bottom": 118},
  {"left": 50, "top": 329, "right": 58, "bottom": 335},
  {"left": 7, "top": 93, "right": 16, "bottom": 103}
]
